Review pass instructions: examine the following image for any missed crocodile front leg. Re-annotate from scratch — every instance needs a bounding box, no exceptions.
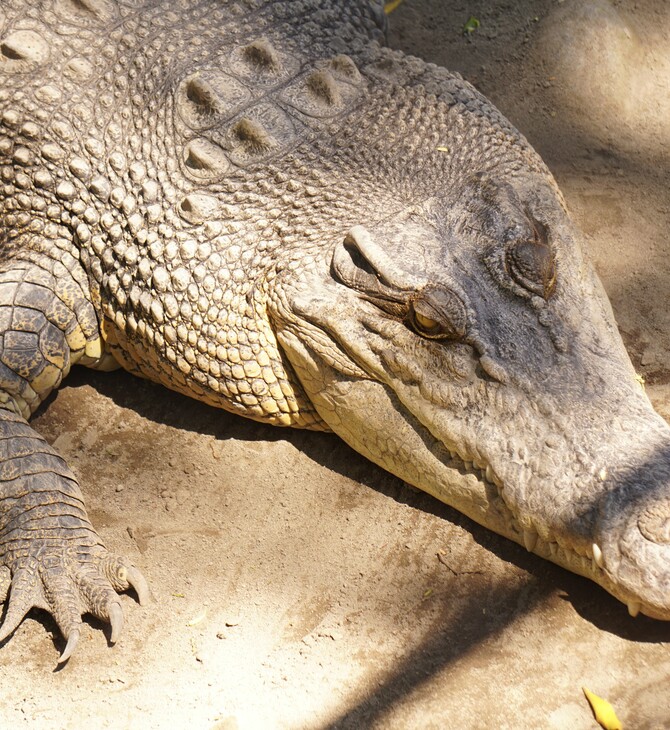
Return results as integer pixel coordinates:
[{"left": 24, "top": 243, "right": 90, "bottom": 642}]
[
  {"left": 0, "top": 255, "right": 148, "bottom": 662},
  {"left": 0, "top": 409, "right": 148, "bottom": 661}
]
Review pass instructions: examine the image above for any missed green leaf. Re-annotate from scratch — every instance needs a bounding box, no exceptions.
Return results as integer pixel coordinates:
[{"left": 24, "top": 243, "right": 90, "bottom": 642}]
[{"left": 463, "top": 16, "right": 480, "bottom": 35}]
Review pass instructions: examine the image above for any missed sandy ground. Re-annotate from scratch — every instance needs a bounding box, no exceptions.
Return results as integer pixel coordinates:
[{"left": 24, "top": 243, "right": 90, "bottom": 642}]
[{"left": 1, "top": 1, "right": 670, "bottom": 728}]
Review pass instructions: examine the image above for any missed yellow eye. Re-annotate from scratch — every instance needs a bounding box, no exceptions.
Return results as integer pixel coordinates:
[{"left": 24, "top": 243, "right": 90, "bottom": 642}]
[
  {"left": 409, "top": 288, "right": 467, "bottom": 340},
  {"left": 414, "top": 312, "right": 440, "bottom": 331}
]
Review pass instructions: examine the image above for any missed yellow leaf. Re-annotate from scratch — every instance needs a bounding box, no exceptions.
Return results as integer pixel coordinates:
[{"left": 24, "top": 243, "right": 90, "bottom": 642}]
[
  {"left": 384, "top": 0, "right": 405, "bottom": 14},
  {"left": 583, "top": 687, "right": 623, "bottom": 730},
  {"left": 436, "top": 146, "right": 450, "bottom": 153}
]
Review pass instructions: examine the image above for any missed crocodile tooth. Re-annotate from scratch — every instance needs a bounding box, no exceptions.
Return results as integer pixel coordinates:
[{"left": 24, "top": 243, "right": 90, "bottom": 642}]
[
  {"left": 627, "top": 601, "right": 641, "bottom": 618},
  {"left": 592, "top": 543, "right": 604, "bottom": 569},
  {"left": 523, "top": 529, "right": 538, "bottom": 553},
  {"left": 463, "top": 460, "right": 473, "bottom": 470},
  {"left": 485, "top": 465, "right": 494, "bottom": 483}
]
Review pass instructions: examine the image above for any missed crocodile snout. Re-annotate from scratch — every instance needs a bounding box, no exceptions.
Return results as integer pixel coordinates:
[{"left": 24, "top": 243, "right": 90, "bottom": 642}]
[
  {"left": 638, "top": 501, "right": 670, "bottom": 545},
  {"left": 595, "top": 441, "right": 670, "bottom": 619}
]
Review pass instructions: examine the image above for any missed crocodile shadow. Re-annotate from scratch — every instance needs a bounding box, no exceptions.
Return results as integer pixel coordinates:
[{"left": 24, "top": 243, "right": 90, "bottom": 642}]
[{"left": 39, "top": 365, "right": 670, "bottom": 648}]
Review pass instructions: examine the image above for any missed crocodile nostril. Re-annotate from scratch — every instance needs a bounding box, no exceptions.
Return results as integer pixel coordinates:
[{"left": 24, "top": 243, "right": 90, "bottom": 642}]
[{"left": 638, "top": 502, "right": 670, "bottom": 545}]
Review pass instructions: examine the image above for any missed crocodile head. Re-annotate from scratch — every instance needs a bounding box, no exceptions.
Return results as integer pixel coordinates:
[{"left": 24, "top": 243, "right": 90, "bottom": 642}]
[{"left": 270, "top": 166, "right": 670, "bottom": 620}]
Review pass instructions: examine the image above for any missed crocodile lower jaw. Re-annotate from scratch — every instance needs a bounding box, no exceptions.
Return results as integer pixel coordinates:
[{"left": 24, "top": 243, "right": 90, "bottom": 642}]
[{"left": 441, "top": 447, "right": 651, "bottom": 620}]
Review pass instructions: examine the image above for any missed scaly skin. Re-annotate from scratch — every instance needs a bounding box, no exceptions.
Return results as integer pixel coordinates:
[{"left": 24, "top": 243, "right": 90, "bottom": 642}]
[{"left": 0, "top": 0, "right": 668, "bottom": 661}]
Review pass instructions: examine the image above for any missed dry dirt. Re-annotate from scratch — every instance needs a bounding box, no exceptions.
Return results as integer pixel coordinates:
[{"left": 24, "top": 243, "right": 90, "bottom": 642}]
[{"left": 1, "top": 1, "right": 670, "bottom": 728}]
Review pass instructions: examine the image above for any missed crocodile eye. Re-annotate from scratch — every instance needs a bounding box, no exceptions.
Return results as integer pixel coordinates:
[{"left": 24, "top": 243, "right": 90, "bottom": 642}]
[
  {"left": 414, "top": 311, "right": 440, "bottom": 332},
  {"left": 409, "top": 287, "right": 467, "bottom": 340},
  {"left": 506, "top": 237, "right": 556, "bottom": 299}
]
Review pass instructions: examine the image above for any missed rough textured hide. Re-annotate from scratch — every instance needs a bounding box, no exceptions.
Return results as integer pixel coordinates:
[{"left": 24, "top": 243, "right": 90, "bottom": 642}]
[{"left": 0, "top": 0, "right": 668, "bottom": 661}]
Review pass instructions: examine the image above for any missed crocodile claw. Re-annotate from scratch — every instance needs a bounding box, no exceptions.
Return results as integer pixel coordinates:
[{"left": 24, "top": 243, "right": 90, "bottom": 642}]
[
  {"left": 0, "top": 565, "right": 46, "bottom": 644},
  {"left": 124, "top": 565, "right": 152, "bottom": 606},
  {"left": 59, "top": 628, "right": 80, "bottom": 664},
  {"left": 108, "top": 602, "right": 124, "bottom": 644},
  {"left": 0, "top": 548, "right": 148, "bottom": 663}
]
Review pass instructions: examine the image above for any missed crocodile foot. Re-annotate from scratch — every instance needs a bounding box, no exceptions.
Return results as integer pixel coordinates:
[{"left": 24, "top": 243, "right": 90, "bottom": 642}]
[
  {"left": 0, "top": 545, "right": 149, "bottom": 663},
  {"left": 0, "top": 409, "right": 150, "bottom": 662}
]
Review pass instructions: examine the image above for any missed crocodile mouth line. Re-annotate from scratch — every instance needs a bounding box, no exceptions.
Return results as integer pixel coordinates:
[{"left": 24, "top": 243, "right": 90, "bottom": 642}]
[{"left": 440, "top": 445, "right": 645, "bottom": 619}]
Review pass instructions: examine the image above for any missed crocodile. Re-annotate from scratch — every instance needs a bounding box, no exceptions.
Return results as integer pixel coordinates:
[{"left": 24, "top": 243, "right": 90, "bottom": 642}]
[{"left": 0, "top": 0, "right": 669, "bottom": 663}]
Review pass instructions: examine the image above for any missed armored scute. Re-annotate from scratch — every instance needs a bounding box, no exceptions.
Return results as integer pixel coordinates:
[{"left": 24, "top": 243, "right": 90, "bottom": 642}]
[{"left": 0, "top": 0, "right": 668, "bottom": 661}]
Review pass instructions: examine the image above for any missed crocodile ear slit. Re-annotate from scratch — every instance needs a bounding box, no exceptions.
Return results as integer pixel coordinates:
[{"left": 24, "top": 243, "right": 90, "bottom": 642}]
[{"left": 506, "top": 236, "right": 557, "bottom": 299}]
